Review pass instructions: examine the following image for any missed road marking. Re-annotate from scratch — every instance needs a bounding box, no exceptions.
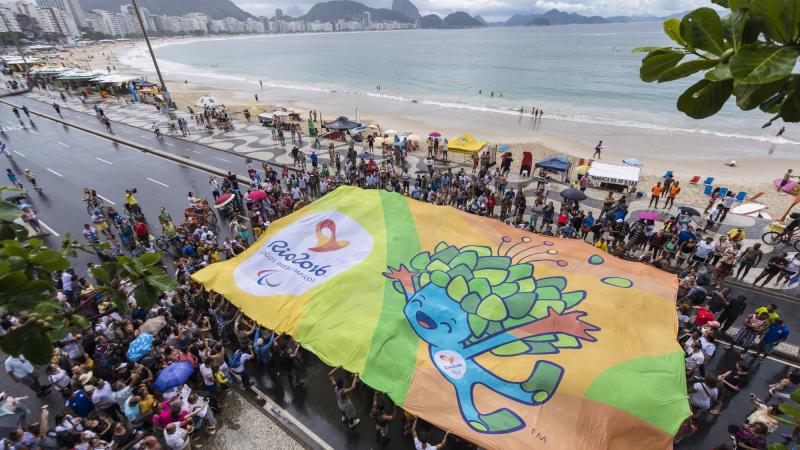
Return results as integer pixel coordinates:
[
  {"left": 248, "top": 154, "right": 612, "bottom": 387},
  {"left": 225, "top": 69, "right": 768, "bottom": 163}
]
[
  {"left": 28, "top": 130, "right": 39, "bottom": 134},
  {"left": 46, "top": 168, "right": 62, "bottom": 177},
  {"left": 57, "top": 141, "right": 71, "bottom": 148},
  {"left": 214, "top": 157, "right": 231, "bottom": 163},
  {"left": 38, "top": 219, "right": 60, "bottom": 237},
  {"left": 139, "top": 134, "right": 148, "bottom": 139},
  {"left": 97, "top": 194, "right": 116, "bottom": 205},
  {"left": 12, "top": 151, "right": 24, "bottom": 157},
  {"left": 146, "top": 177, "right": 170, "bottom": 188},
  {"left": 191, "top": 150, "right": 201, "bottom": 154},
  {"left": 120, "top": 129, "right": 133, "bottom": 134},
  {"left": 165, "top": 142, "right": 175, "bottom": 147},
  {"left": 95, "top": 157, "right": 112, "bottom": 165}
]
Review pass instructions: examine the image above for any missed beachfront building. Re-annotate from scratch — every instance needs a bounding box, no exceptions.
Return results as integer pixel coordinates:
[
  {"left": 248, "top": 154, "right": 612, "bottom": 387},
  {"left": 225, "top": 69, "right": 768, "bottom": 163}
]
[
  {"left": 85, "top": 9, "right": 137, "bottom": 37},
  {"left": 244, "top": 18, "right": 264, "bottom": 34},
  {"left": 40, "top": 6, "right": 80, "bottom": 38},
  {"left": 306, "top": 21, "right": 332, "bottom": 32},
  {"left": 120, "top": 5, "right": 155, "bottom": 32},
  {"left": 0, "top": 4, "right": 21, "bottom": 32}
]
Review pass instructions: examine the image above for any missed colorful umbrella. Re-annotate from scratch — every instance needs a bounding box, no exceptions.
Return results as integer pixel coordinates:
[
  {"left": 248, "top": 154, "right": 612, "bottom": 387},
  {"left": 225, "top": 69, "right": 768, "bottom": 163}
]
[
  {"left": 215, "top": 193, "right": 234, "bottom": 208},
  {"left": 248, "top": 191, "right": 267, "bottom": 201},
  {"left": 637, "top": 212, "right": 661, "bottom": 221},
  {"left": 499, "top": 145, "right": 511, "bottom": 151},
  {"left": 154, "top": 361, "right": 194, "bottom": 392},
  {"left": 576, "top": 165, "right": 591, "bottom": 174},
  {"left": 429, "top": 132, "right": 442, "bottom": 137},
  {"left": 127, "top": 332, "right": 153, "bottom": 362},
  {"left": 407, "top": 134, "right": 421, "bottom": 142}
]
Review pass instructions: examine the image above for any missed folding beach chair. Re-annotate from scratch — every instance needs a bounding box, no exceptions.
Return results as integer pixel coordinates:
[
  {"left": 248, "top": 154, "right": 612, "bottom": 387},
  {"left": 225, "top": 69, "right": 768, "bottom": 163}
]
[
  {"left": 689, "top": 176, "right": 700, "bottom": 184},
  {"left": 703, "top": 185, "right": 713, "bottom": 196},
  {"left": 735, "top": 191, "right": 747, "bottom": 202},
  {"left": 703, "top": 177, "right": 714, "bottom": 185},
  {"left": 718, "top": 188, "right": 729, "bottom": 197}
]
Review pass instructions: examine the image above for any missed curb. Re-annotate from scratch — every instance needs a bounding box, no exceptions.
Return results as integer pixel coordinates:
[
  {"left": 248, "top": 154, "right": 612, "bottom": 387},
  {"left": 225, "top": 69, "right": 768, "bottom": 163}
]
[{"left": 0, "top": 97, "right": 252, "bottom": 185}]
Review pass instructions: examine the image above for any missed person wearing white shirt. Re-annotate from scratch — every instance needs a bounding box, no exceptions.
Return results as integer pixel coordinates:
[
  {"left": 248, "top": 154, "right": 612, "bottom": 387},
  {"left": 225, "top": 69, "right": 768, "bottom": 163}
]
[
  {"left": 685, "top": 342, "right": 705, "bottom": 377},
  {"left": 163, "top": 422, "right": 190, "bottom": 450},
  {"left": 692, "top": 238, "right": 716, "bottom": 266},
  {"left": 689, "top": 377, "right": 719, "bottom": 412},
  {"left": 4, "top": 355, "right": 47, "bottom": 395}
]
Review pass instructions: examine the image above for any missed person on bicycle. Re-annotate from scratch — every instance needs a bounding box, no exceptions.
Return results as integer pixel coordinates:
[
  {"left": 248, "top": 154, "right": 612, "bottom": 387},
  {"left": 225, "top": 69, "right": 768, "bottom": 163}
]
[
  {"left": 783, "top": 215, "right": 800, "bottom": 237},
  {"left": 158, "top": 207, "right": 172, "bottom": 229},
  {"left": 125, "top": 189, "right": 143, "bottom": 218},
  {"left": 0, "top": 142, "right": 12, "bottom": 161},
  {"left": 83, "top": 188, "right": 100, "bottom": 209},
  {"left": 23, "top": 169, "right": 40, "bottom": 192},
  {"left": 151, "top": 122, "right": 162, "bottom": 139},
  {"left": 6, "top": 168, "right": 21, "bottom": 189}
]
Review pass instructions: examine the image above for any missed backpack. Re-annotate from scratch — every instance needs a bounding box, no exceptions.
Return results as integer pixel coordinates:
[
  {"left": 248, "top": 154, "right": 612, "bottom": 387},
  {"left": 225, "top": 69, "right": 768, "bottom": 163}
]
[{"left": 229, "top": 350, "right": 242, "bottom": 368}]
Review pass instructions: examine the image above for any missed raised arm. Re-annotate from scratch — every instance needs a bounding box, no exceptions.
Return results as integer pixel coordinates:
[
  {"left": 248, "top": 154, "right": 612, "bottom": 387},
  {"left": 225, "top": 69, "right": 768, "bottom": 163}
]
[{"left": 436, "top": 431, "right": 451, "bottom": 450}]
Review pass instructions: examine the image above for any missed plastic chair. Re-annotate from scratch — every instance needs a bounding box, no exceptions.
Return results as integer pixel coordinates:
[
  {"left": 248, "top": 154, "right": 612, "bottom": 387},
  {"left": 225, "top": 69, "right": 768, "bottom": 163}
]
[
  {"left": 689, "top": 176, "right": 700, "bottom": 184},
  {"left": 703, "top": 185, "right": 713, "bottom": 196},
  {"left": 735, "top": 191, "right": 747, "bottom": 201},
  {"left": 718, "top": 188, "right": 729, "bottom": 197},
  {"left": 703, "top": 177, "right": 714, "bottom": 185}
]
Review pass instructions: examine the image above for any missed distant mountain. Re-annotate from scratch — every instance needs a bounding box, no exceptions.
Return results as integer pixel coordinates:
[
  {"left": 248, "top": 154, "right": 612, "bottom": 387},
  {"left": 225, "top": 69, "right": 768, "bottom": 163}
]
[
  {"left": 78, "top": 0, "right": 251, "bottom": 20},
  {"left": 442, "top": 11, "right": 484, "bottom": 28},
  {"left": 529, "top": 18, "right": 550, "bottom": 26},
  {"left": 391, "top": 0, "right": 420, "bottom": 20},
  {"left": 419, "top": 13, "right": 442, "bottom": 29},
  {"left": 506, "top": 8, "right": 666, "bottom": 26},
  {"left": 474, "top": 15, "right": 487, "bottom": 25},
  {"left": 300, "top": 0, "right": 413, "bottom": 23}
]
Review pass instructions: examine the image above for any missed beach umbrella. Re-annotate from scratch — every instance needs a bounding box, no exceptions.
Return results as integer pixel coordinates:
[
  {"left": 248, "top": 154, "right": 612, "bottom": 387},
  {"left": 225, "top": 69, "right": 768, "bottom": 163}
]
[
  {"left": 247, "top": 190, "right": 267, "bottom": 202},
  {"left": 358, "top": 152, "right": 370, "bottom": 159},
  {"left": 324, "top": 116, "right": 360, "bottom": 130},
  {"left": 622, "top": 158, "right": 643, "bottom": 167},
  {"left": 429, "top": 132, "right": 442, "bottom": 137},
  {"left": 499, "top": 145, "right": 511, "bottom": 151},
  {"left": 637, "top": 212, "right": 661, "bottom": 221},
  {"left": 372, "top": 137, "right": 385, "bottom": 146},
  {"left": 576, "top": 165, "right": 591, "bottom": 174},
  {"left": 195, "top": 95, "right": 222, "bottom": 108},
  {"left": 560, "top": 189, "right": 587, "bottom": 202},
  {"left": 154, "top": 361, "right": 194, "bottom": 392},
  {"left": 140, "top": 316, "right": 166, "bottom": 334},
  {"left": 679, "top": 206, "right": 701, "bottom": 217},
  {"left": 384, "top": 129, "right": 398, "bottom": 135},
  {"left": 272, "top": 111, "right": 289, "bottom": 117},
  {"left": 127, "top": 332, "right": 153, "bottom": 362},
  {"left": 299, "top": 146, "right": 318, "bottom": 155},
  {"left": 367, "top": 124, "right": 379, "bottom": 129},
  {"left": 214, "top": 193, "right": 234, "bottom": 208},
  {"left": 407, "top": 134, "right": 421, "bottom": 142}
]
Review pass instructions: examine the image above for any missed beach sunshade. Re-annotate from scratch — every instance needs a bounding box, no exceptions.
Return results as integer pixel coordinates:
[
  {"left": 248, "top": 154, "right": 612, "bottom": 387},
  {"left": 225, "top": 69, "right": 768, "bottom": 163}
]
[
  {"left": 560, "top": 188, "right": 587, "bottom": 202},
  {"left": 372, "top": 137, "right": 385, "bottom": 146},
  {"left": 637, "top": 212, "right": 661, "bottom": 221},
  {"left": 195, "top": 95, "right": 223, "bottom": 108},
  {"left": 621, "top": 158, "right": 643, "bottom": 167},
  {"left": 272, "top": 111, "right": 289, "bottom": 117},
  {"left": 324, "top": 116, "right": 360, "bottom": 130},
  {"left": 215, "top": 193, "right": 234, "bottom": 208},
  {"left": 448, "top": 134, "right": 488, "bottom": 154},
  {"left": 367, "top": 124, "right": 379, "bottom": 129},
  {"left": 127, "top": 332, "right": 154, "bottom": 362},
  {"left": 407, "top": 134, "right": 421, "bottom": 142},
  {"left": 384, "top": 129, "right": 398, "bottom": 135},
  {"left": 679, "top": 206, "right": 701, "bottom": 217},
  {"left": 357, "top": 152, "right": 370, "bottom": 159},
  {"left": 299, "top": 147, "right": 318, "bottom": 155},
  {"left": 247, "top": 190, "right": 267, "bottom": 201},
  {"left": 429, "top": 132, "right": 442, "bottom": 137},
  {"left": 499, "top": 145, "right": 511, "bottom": 151},
  {"left": 139, "top": 316, "right": 166, "bottom": 334},
  {"left": 154, "top": 361, "right": 194, "bottom": 391},
  {"left": 191, "top": 186, "right": 690, "bottom": 450}
]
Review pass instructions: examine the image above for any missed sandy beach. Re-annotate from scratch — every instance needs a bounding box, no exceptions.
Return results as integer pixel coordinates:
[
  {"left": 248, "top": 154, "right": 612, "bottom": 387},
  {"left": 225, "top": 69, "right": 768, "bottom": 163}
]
[{"left": 55, "top": 37, "right": 800, "bottom": 219}]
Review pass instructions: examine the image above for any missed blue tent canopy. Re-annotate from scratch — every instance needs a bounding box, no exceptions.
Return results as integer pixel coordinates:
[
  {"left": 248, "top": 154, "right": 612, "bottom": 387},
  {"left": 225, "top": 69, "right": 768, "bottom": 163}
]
[{"left": 535, "top": 157, "right": 571, "bottom": 172}]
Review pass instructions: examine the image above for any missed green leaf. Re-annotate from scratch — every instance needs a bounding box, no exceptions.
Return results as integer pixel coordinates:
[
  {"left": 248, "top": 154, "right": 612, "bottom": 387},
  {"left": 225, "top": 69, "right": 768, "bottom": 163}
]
[
  {"left": 767, "top": 443, "right": 788, "bottom": 450},
  {"left": 631, "top": 46, "right": 663, "bottom": 53},
  {"left": 790, "top": 387, "right": 800, "bottom": 404},
  {"left": 133, "top": 283, "right": 159, "bottom": 310},
  {"left": 711, "top": 0, "right": 729, "bottom": 7},
  {"left": 705, "top": 64, "right": 733, "bottom": 81},
  {"left": 722, "top": 10, "right": 749, "bottom": 51},
  {"left": 781, "top": 93, "right": 800, "bottom": 122},
  {"left": 779, "top": 403, "right": 800, "bottom": 422},
  {"left": 761, "top": 92, "right": 787, "bottom": 113},
  {"left": 659, "top": 58, "right": 719, "bottom": 82},
  {"left": 680, "top": 8, "right": 727, "bottom": 56},
  {"left": 0, "top": 323, "right": 53, "bottom": 365},
  {"left": 751, "top": 0, "right": 800, "bottom": 44},
  {"left": 677, "top": 79, "right": 734, "bottom": 119},
  {"left": 640, "top": 50, "right": 685, "bottom": 82},
  {"left": 663, "top": 18, "right": 686, "bottom": 46},
  {"left": 730, "top": 45, "right": 798, "bottom": 84},
  {"left": 147, "top": 275, "right": 178, "bottom": 292},
  {"left": 134, "top": 252, "right": 162, "bottom": 270},
  {"left": 30, "top": 249, "right": 69, "bottom": 271},
  {"left": 91, "top": 267, "right": 110, "bottom": 284},
  {"left": 729, "top": 0, "right": 751, "bottom": 8},
  {"left": 26, "top": 238, "right": 43, "bottom": 249},
  {"left": 0, "top": 201, "right": 22, "bottom": 222}
]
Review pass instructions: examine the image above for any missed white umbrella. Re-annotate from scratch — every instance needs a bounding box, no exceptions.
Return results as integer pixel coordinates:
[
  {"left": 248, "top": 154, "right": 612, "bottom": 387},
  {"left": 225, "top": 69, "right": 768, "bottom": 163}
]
[
  {"left": 272, "top": 111, "right": 289, "bottom": 117},
  {"left": 384, "top": 129, "right": 397, "bottom": 135},
  {"left": 407, "top": 134, "right": 421, "bottom": 142},
  {"left": 372, "top": 137, "right": 385, "bottom": 146},
  {"left": 195, "top": 95, "right": 223, "bottom": 108}
]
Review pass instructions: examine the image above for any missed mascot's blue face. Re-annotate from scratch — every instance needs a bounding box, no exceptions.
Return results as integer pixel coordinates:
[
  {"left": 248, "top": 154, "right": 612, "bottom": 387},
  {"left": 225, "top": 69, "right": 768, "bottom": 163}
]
[{"left": 403, "top": 283, "right": 472, "bottom": 348}]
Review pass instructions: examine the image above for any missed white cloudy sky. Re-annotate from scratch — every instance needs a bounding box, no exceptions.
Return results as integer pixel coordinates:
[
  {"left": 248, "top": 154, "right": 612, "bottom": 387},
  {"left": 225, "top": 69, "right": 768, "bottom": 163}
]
[{"left": 233, "top": 0, "right": 713, "bottom": 21}]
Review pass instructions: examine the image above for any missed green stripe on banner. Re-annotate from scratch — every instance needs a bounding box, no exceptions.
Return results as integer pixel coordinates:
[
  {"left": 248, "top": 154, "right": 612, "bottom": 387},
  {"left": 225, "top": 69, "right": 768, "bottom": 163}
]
[{"left": 362, "top": 191, "right": 421, "bottom": 404}]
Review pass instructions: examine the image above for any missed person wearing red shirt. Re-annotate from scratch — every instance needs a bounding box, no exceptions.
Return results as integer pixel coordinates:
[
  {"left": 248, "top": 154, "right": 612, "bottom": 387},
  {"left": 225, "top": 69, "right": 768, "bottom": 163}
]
[
  {"left": 693, "top": 305, "right": 715, "bottom": 327},
  {"left": 133, "top": 220, "right": 149, "bottom": 244}
]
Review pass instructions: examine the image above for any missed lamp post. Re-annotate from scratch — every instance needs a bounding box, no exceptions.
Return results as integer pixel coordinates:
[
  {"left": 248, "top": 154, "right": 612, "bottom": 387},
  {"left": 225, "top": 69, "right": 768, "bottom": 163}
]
[{"left": 129, "top": 0, "right": 171, "bottom": 106}]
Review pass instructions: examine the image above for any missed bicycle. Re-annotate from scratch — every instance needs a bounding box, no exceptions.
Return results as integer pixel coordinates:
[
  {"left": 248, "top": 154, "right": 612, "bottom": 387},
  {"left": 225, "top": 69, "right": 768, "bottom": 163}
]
[
  {"left": 761, "top": 223, "right": 800, "bottom": 251},
  {"left": 85, "top": 196, "right": 105, "bottom": 215}
]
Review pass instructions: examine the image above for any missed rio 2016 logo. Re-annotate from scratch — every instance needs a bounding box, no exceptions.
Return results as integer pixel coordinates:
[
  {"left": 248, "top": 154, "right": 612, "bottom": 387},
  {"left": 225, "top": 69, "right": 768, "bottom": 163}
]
[{"left": 256, "top": 269, "right": 282, "bottom": 287}]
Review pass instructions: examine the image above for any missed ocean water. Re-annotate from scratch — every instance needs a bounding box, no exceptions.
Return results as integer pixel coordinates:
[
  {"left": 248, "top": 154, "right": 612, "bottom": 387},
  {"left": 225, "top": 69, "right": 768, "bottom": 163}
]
[{"left": 128, "top": 23, "right": 796, "bottom": 145}]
